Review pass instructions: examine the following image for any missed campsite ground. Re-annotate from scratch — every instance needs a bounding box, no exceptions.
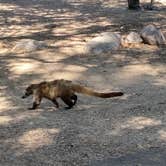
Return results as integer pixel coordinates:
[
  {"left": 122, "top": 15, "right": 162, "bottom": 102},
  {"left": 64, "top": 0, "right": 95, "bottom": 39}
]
[{"left": 0, "top": 0, "right": 166, "bottom": 165}]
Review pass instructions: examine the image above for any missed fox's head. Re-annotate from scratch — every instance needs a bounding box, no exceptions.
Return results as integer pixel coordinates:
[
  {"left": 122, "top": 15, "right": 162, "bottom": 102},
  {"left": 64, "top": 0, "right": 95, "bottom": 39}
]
[{"left": 22, "top": 84, "right": 37, "bottom": 99}]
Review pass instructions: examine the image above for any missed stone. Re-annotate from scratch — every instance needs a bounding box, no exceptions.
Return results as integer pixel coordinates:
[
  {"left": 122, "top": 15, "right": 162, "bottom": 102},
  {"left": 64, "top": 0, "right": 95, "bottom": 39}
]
[
  {"left": 125, "top": 32, "right": 142, "bottom": 44},
  {"left": 140, "top": 24, "right": 166, "bottom": 45},
  {"left": 121, "top": 32, "right": 143, "bottom": 47},
  {"left": 86, "top": 32, "right": 121, "bottom": 54},
  {"left": 12, "top": 39, "right": 45, "bottom": 53}
]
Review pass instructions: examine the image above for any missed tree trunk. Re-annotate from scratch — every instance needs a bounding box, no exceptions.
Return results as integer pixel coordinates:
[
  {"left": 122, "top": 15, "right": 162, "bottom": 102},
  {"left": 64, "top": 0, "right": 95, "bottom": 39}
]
[
  {"left": 128, "top": 0, "right": 140, "bottom": 9},
  {"left": 150, "top": 0, "right": 154, "bottom": 6}
]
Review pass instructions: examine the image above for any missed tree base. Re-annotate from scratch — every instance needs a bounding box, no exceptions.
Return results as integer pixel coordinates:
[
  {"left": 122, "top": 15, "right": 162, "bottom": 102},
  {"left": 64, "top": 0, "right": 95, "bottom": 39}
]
[{"left": 128, "top": 0, "right": 140, "bottom": 10}]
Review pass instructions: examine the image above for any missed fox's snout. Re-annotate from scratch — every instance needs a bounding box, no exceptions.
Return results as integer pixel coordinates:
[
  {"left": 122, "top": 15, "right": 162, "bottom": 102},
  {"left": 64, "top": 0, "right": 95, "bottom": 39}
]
[
  {"left": 22, "top": 95, "right": 26, "bottom": 99},
  {"left": 22, "top": 92, "right": 30, "bottom": 99}
]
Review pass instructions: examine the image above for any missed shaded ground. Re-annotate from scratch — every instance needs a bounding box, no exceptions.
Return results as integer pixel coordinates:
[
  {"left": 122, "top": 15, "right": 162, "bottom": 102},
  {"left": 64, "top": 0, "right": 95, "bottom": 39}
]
[{"left": 0, "top": 0, "right": 166, "bottom": 165}]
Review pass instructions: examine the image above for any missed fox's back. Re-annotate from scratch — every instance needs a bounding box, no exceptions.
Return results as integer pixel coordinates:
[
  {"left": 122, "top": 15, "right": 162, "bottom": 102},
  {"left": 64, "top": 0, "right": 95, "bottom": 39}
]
[{"left": 39, "top": 79, "right": 74, "bottom": 98}]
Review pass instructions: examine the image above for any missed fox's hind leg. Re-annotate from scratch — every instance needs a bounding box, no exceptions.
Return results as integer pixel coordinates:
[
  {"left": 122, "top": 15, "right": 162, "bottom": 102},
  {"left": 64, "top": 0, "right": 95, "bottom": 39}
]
[
  {"left": 52, "top": 99, "right": 59, "bottom": 108},
  {"left": 61, "top": 96, "right": 75, "bottom": 109},
  {"left": 71, "top": 94, "right": 77, "bottom": 106}
]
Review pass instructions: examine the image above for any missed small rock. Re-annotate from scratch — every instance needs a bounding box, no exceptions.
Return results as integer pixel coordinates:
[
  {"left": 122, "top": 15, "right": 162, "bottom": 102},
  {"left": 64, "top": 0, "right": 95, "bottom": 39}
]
[
  {"left": 86, "top": 32, "right": 121, "bottom": 54},
  {"left": 12, "top": 39, "right": 45, "bottom": 53},
  {"left": 122, "top": 32, "right": 143, "bottom": 44},
  {"left": 140, "top": 24, "right": 166, "bottom": 45}
]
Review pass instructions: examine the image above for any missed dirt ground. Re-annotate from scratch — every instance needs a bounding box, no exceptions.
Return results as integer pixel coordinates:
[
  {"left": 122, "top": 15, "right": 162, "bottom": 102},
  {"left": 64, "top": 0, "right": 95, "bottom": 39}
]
[{"left": 0, "top": 0, "right": 166, "bottom": 166}]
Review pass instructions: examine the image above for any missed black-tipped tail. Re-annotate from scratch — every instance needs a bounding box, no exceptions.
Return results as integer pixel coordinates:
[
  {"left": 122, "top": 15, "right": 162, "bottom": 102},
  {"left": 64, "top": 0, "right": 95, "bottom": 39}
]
[{"left": 98, "top": 92, "right": 124, "bottom": 98}]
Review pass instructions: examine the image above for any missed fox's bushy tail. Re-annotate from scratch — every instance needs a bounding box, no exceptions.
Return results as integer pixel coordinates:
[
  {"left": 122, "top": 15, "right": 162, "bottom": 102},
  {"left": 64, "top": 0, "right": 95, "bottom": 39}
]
[{"left": 72, "top": 84, "right": 123, "bottom": 98}]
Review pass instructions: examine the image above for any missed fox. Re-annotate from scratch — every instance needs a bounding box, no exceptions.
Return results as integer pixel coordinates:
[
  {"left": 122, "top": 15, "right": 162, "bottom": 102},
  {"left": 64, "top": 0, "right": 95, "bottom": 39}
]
[{"left": 22, "top": 79, "right": 123, "bottom": 110}]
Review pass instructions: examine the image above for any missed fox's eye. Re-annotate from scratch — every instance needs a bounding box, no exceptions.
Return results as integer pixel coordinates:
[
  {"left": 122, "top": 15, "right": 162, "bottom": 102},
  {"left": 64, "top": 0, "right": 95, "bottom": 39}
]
[{"left": 25, "top": 90, "right": 32, "bottom": 95}]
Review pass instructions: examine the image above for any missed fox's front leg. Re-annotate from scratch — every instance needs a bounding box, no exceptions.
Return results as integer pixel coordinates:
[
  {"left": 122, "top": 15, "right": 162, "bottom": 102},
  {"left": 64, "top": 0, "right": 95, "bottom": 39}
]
[
  {"left": 52, "top": 99, "right": 59, "bottom": 108},
  {"left": 29, "top": 93, "right": 42, "bottom": 110},
  {"left": 29, "top": 102, "right": 40, "bottom": 110}
]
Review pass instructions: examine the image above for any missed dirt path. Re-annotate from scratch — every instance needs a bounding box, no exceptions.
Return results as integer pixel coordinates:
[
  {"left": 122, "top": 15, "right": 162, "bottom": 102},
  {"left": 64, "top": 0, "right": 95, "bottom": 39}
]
[{"left": 0, "top": 0, "right": 166, "bottom": 165}]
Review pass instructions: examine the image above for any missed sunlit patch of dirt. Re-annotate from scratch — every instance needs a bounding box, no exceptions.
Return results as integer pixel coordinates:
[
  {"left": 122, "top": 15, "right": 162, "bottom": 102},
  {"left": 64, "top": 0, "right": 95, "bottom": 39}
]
[
  {"left": 158, "top": 129, "right": 166, "bottom": 141},
  {"left": 0, "top": 116, "right": 12, "bottom": 125},
  {"left": 18, "top": 128, "right": 59, "bottom": 151},
  {"left": 110, "top": 116, "right": 162, "bottom": 136},
  {"left": 115, "top": 63, "right": 166, "bottom": 85}
]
